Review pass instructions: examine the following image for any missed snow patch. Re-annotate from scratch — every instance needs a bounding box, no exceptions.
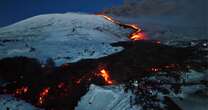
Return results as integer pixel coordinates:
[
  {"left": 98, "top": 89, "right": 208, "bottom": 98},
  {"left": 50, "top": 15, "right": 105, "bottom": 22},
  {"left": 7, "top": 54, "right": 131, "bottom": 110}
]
[
  {"left": 0, "top": 95, "right": 42, "bottom": 110},
  {"left": 76, "top": 84, "right": 140, "bottom": 110}
]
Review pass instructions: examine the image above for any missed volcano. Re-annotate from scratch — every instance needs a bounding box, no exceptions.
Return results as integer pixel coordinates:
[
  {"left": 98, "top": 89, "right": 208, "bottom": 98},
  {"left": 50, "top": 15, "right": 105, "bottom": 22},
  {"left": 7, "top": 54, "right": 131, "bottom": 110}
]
[{"left": 0, "top": 4, "right": 208, "bottom": 110}]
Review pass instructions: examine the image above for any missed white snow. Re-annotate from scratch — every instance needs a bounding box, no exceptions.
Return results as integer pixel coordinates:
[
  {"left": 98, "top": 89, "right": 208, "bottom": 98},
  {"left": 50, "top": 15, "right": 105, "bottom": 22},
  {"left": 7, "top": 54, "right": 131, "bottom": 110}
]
[
  {"left": 76, "top": 84, "right": 141, "bottom": 110},
  {"left": 0, "top": 95, "right": 42, "bottom": 110},
  {"left": 180, "top": 70, "right": 208, "bottom": 96},
  {"left": 0, "top": 12, "right": 131, "bottom": 65},
  {"left": 156, "top": 70, "right": 208, "bottom": 110},
  {"left": 171, "top": 93, "right": 208, "bottom": 110}
]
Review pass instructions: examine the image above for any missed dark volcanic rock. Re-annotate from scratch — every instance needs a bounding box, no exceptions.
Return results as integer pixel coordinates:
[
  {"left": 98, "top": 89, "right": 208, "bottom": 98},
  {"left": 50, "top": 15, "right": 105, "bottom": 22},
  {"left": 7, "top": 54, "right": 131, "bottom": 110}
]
[{"left": 0, "top": 40, "right": 207, "bottom": 110}]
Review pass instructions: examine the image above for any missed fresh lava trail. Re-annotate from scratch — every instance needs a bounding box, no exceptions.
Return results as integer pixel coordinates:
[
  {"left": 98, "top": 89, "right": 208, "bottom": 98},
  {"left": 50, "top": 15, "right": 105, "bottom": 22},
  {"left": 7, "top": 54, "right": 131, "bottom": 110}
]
[
  {"left": 97, "top": 14, "right": 148, "bottom": 40},
  {"left": 98, "top": 69, "right": 113, "bottom": 85},
  {"left": 75, "top": 67, "right": 114, "bottom": 85}
]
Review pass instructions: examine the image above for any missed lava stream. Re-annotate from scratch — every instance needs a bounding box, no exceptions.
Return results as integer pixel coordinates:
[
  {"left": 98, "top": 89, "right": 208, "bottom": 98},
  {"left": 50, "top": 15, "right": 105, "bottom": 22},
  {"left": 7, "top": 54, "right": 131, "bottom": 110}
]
[{"left": 97, "top": 14, "right": 148, "bottom": 40}]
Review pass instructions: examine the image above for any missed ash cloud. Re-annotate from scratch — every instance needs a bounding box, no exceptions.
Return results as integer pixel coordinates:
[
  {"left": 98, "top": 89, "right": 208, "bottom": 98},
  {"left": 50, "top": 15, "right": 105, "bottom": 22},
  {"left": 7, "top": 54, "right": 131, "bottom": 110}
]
[
  {"left": 104, "top": 0, "right": 208, "bottom": 38},
  {"left": 105, "top": 0, "right": 207, "bottom": 17}
]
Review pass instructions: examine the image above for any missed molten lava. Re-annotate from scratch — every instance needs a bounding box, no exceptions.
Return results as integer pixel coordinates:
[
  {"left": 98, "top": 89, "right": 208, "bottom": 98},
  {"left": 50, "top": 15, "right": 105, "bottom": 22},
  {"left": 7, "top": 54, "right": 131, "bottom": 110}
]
[
  {"left": 38, "top": 87, "right": 50, "bottom": 105},
  {"left": 97, "top": 14, "right": 147, "bottom": 40},
  {"left": 130, "top": 31, "right": 147, "bottom": 40},
  {"left": 102, "top": 15, "right": 119, "bottom": 24},
  {"left": 98, "top": 69, "right": 113, "bottom": 85},
  {"left": 15, "top": 86, "right": 28, "bottom": 95}
]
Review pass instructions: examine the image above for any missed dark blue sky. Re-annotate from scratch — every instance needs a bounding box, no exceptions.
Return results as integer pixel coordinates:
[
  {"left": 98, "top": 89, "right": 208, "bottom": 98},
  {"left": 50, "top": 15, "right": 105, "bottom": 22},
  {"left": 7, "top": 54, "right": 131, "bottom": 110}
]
[{"left": 0, "top": 0, "right": 123, "bottom": 27}]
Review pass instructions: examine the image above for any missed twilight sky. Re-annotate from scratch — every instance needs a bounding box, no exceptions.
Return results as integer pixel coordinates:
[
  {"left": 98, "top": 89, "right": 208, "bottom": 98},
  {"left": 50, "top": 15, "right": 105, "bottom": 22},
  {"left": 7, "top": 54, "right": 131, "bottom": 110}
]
[{"left": 0, "top": 0, "right": 123, "bottom": 27}]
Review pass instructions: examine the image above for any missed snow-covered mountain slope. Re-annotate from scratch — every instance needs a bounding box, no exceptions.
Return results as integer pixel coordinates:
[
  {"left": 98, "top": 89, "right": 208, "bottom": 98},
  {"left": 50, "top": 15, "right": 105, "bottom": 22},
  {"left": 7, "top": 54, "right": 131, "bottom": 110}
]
[
  {"left": 0, "top": 95, "right": 42, "bottom": 110},
  {"left": 105, "top": 0, "right": 208, "bottom": 42},
  {"left": 76, "top": 84, "right": 140, "bottom": 110},
  {"left": 0, "top": 12, "right": 131, "bottom": 65}
]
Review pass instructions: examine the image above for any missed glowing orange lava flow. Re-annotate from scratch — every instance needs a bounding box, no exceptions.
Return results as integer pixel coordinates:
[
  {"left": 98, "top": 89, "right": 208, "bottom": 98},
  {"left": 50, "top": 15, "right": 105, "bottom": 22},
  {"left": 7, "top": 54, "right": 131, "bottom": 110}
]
[
  {"left": 130, "top": 30, "right": 147, "bottom": 40},
  {"left": 99, "top": 69, "right": 113, "bottom": 85},
  {"left": 97, "top": 14, "right": 147, "bottom": 40},
  {"left": 101, "top": 15, "right": 119, "bottom": 24}
]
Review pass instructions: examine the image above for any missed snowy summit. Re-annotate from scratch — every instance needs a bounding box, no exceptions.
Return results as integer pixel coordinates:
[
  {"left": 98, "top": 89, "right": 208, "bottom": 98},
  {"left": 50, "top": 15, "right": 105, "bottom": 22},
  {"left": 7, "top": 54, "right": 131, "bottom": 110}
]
[{"left": 0, "top": 12, "right": 131, "bottom": 65}]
